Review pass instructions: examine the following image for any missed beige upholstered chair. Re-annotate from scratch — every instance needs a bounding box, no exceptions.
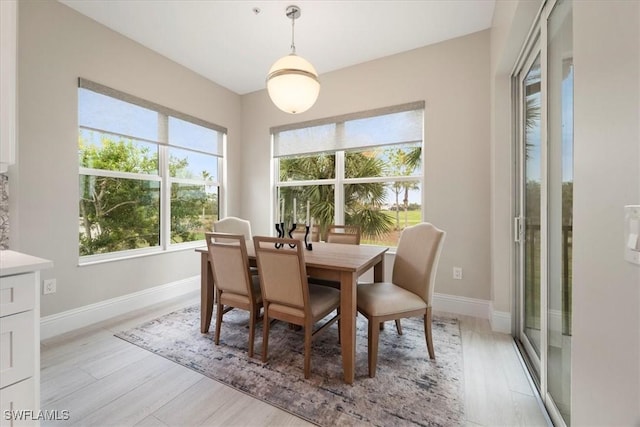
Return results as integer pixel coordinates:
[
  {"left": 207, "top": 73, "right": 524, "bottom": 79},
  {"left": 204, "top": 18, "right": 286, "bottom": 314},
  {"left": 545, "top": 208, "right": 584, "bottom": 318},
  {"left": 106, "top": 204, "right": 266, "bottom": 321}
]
[
  {"left": 356, "top": 223, "right": 446, "bottom": 377},
  {"left": 309, "top": 224, "right": 361, "bottom": 289},
  {"left": 253, "top": 236, "right": 340, "bottom": 379},
  {"left": 213, "top": 217, "right": 258, "bottom": 274},
  {"left": 290, "top": 224, "right": 320, "bottom": 242},
  {"left": 205, "top": 232, "right": 262, "bottom": 358},
  {"left": 213, "top": 217, "right": 252, "bottom": 239},
  {"left": 326, "top": 224, "right": 361, "bottom": 245}
]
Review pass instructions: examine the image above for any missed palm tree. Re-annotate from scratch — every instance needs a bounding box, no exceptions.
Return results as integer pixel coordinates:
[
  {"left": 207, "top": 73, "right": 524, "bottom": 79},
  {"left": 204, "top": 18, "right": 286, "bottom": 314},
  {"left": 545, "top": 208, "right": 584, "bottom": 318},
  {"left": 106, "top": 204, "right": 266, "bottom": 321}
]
[
  {"left": 386, "top": 147, "right": 421, "bottom": 229},
  {"left": 279, "top": 152, "right": 393, "bottom": 240}
]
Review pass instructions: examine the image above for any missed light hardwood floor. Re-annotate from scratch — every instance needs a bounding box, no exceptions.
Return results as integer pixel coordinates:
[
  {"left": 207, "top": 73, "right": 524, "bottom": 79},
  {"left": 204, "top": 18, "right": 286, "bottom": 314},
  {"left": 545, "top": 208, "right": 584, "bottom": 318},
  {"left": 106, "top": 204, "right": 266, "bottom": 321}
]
[{"left": 40, "top": 293, "right": 551, "bottom": 426}]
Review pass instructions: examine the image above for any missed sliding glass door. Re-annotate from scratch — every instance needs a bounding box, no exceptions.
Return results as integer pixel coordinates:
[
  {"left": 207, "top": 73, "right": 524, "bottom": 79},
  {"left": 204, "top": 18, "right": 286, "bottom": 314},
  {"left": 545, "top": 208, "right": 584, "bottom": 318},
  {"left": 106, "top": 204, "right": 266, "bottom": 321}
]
[{"left": 514, "top": 0, "right": 572, "bottom": 425}]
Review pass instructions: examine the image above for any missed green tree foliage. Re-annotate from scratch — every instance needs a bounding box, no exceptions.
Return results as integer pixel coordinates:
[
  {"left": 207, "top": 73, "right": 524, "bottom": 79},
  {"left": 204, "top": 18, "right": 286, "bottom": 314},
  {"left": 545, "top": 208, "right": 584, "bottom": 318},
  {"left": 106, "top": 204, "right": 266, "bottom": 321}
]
[
  {"left": 79, "top": 136, "right": 212, "bottom": 255},
  {"left": 386, "top": 147, "right": 421, "bottom": 229}
]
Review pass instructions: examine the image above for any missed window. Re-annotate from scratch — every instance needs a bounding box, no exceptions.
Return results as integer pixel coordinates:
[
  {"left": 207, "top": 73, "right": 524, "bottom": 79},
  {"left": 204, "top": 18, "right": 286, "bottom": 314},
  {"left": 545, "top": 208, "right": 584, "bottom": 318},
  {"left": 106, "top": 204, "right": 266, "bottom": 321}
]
[
  {"left": 273, "top": 102, "right": 424, "bottom": 246},
  {"left": 78, "top": 79, "right": 225, "bottom": 261}
]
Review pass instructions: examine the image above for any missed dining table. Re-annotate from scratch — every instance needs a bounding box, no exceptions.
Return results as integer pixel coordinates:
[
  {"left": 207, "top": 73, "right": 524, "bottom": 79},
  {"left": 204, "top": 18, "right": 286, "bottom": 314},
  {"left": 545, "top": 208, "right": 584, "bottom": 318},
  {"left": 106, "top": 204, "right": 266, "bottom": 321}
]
[{"left": 196, "top": 240, "right": 388, "bottom": 384}]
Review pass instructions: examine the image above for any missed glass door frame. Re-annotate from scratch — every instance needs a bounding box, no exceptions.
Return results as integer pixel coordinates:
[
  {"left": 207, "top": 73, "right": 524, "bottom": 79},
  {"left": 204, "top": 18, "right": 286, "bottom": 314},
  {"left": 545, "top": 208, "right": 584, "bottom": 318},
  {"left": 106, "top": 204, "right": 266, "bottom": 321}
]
[
  {"left": 512, "top": 0, "right": 570, "bottom": 425},
  {"left": 515, "top": 39, "right": 546, "bottom": 385}
]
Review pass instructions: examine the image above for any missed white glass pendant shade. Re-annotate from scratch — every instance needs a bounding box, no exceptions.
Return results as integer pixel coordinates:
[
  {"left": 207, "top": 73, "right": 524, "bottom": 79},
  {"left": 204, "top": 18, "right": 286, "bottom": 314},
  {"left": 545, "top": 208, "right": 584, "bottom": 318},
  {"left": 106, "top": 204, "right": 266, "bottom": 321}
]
[{"left": 267, "top": 54, "right": 320, "bottom": 114}]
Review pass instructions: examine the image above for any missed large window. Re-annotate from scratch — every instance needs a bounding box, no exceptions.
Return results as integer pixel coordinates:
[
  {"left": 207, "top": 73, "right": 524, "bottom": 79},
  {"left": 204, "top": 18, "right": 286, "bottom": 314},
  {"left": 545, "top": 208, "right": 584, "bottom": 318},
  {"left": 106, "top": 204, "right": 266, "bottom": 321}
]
[
  {"left": 273, "top": 102, "right": 424, "bottom": 246},
  {"left": 78, "top": 79, "right": 224, "bottom": 261}
]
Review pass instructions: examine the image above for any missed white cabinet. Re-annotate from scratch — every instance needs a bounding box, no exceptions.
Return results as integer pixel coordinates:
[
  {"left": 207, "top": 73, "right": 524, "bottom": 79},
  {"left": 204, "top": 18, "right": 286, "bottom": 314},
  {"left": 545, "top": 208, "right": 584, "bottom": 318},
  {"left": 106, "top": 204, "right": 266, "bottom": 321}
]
[
  {"left": 0, "top": 251, "right": 53, "bottom": 426},
  {"left": 0, "top": 0, "right": 17, "bottom": 172}
]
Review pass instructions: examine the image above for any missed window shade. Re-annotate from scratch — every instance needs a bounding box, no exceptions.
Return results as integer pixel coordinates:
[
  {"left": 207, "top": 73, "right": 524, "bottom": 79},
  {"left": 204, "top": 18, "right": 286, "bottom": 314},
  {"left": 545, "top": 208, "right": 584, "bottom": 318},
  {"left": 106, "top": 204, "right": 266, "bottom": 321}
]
[
  {"left": 273, "top": 102, "right": 424, "bottom": 158},
  {"left": 78, "top": 78, "right": 226, "bottom": 156}
]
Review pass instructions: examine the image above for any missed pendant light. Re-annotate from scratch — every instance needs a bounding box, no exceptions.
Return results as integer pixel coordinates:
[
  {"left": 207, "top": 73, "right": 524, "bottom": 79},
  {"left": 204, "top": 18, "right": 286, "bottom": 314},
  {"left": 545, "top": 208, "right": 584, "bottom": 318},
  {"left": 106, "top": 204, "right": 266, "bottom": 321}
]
[{"left": 266, "top": 5, "right": 320, "bottom": 114}]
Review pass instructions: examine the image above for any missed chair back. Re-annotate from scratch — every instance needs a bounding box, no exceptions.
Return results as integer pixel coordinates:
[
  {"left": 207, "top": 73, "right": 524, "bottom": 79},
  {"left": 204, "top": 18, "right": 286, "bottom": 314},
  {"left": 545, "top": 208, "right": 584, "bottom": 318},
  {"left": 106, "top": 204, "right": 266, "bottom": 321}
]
[
  {"left": 213, "top": 217, "right": 252, "bottom": 240},
  {"left": 253, "top": 236, "right": 310, "bottom": 316},
  {"left": 290, "top": 224, "right": 320, "bottom": 242},
  {"left": 326, "top": 225, "right": 361, "bottom": 245},
  {"left": 392, "top": 223, "right": 446, "bottom": 305},
  {"left": 205, "top": 233, "right": 253, "bottom": 297}
]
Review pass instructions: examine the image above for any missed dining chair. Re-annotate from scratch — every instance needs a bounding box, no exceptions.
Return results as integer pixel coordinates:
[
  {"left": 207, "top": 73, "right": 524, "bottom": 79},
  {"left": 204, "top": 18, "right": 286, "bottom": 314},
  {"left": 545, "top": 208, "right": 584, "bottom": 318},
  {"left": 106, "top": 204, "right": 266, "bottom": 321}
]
[
  {"left": 213, "top": 216, "right": 252, "bottom": 240},
  {"left": 213, "top": 216, "right": 258, "bottom": 275},
  {"left": 356, "top": 222, "right": 446, "bottom": 377},
  {"left": 290, "top": 224, "right": 320, "bottom": 242},
  {"left": 205, "top": 232, "right": 262, "bottom": 358},
  {"left": 326, "top": 224, "right": 361, "bottom": 245},
  {"left": 309, "top": 224, "right": 361, "bottom": 289},
  {"left": 253, "top": 236, "right": 341, "bottom": 379}
]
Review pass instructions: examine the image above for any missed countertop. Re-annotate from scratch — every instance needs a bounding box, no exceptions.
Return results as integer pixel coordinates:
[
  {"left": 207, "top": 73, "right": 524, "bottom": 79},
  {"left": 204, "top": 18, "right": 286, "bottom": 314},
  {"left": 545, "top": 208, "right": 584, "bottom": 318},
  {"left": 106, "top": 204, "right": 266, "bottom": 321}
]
[{"left": 0, "top": 250, "right": 53, "bottom": 276}]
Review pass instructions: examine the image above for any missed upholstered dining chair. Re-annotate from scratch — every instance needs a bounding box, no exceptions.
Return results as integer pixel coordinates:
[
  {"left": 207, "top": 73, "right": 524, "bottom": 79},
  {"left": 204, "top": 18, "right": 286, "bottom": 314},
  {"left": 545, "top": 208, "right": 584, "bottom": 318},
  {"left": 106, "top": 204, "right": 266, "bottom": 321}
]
[
  {"left": 356, "top": 222, "right": 446, "bottom": 377},
  {"left": 253, "top": 236, "right": 341, "bottom": 379},
  {"left": 326, "top": 224, "right": 361, "bottom": 245},
  {"left": 205, "top": 232, "right": 262, "bottom": 358},
  {"left": 290, "top": 224, "right": 320, "bottom": 242},
  {"left": 309, "top": 224, "right": 361, "bottom": 289},
  {"left": 213, "top": 216, "right": 258, "bottom": 275},
  {"left": 213, "top": 216, "right": 252, "bottom": 240}
]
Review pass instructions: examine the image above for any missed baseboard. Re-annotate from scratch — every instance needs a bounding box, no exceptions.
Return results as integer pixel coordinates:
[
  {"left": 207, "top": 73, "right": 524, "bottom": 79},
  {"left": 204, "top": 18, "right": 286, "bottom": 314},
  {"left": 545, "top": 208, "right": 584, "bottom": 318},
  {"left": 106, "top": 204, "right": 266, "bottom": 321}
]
[
  {"left": 39, "top": 281, "right": 505, "bottom": 339},
  {"left": 432, "top": 293, "right": 491, "bottom": 319},
  {"left": 490, "top": 308, "right": 512, "bottom": 334},
  {"left": 40, "top": 276, "right": 199, "bottom": 340}
]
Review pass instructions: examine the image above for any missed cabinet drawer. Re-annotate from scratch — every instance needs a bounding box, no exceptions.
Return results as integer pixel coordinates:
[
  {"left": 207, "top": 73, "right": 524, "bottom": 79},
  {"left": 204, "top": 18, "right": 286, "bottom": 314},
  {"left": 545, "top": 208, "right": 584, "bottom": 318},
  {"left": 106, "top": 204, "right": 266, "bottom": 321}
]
[
  {"left": 0, "top": 311, "right": 34, "bottom": 389},
  {"left": 0, "top": 273, "right": 35, "bottom": 318},
  {"left": 0, "top": 378, "right": 35, "bottom": 427}
]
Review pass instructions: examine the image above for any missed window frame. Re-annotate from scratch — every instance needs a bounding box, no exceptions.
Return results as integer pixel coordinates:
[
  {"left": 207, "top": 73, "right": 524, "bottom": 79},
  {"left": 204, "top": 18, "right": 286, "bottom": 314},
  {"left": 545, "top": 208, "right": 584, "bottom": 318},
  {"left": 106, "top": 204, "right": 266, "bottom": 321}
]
[
  {"left": 272, "top": 102, "right": 425, "bottom": 248},
  {"left": 78, "top": 78, "right": 226, "bottom": 264}
]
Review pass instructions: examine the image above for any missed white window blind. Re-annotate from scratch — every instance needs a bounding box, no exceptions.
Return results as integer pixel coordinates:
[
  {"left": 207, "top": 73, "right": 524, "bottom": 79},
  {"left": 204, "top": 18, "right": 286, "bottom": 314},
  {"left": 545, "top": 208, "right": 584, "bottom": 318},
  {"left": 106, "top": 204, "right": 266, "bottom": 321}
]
[
  {"left": 78, "top": 78, "right": 225, "bottom": 157},
  {"left": 273, "top": 101, "right": 424, "bottom": 157}
]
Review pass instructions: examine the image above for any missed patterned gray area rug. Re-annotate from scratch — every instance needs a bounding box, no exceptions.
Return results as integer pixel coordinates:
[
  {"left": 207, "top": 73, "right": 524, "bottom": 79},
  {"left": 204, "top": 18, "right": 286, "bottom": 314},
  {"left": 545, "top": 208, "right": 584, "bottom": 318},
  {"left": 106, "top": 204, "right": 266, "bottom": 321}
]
[{"left": 116, "top": 305, "right": 464, "bottom": 426}]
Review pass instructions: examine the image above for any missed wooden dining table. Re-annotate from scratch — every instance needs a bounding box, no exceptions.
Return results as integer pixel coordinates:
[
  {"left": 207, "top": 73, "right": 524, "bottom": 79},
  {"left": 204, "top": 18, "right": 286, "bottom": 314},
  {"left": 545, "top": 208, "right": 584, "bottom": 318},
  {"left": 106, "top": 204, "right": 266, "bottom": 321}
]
[{"left": 196, "top": 241, "right": 388, "bottom": 384}]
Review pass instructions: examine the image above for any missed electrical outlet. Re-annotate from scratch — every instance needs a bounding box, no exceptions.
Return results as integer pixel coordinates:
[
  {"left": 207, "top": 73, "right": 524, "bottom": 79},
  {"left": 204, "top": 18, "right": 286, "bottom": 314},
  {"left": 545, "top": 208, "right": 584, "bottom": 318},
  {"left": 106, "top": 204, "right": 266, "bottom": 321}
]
[
  {"left": 43, "top": 279, "right": 57, "bottom": 294},
  {"left": 453, "top": 267, "right": 463, "bottom": 280}
]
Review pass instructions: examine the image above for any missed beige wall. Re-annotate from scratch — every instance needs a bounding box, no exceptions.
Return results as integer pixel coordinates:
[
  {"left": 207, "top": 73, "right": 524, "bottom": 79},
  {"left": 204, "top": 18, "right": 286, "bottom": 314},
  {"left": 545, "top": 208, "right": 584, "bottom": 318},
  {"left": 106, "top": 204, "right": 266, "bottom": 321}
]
[
  {"left": 13, "top": 0, "right": 242, "bottom": 316},
  {"left": 572, "top": 1, "right": 639, "bottom": 424},
  {"left": 240, "top": 30, "right": 492, "bottom": 301}
]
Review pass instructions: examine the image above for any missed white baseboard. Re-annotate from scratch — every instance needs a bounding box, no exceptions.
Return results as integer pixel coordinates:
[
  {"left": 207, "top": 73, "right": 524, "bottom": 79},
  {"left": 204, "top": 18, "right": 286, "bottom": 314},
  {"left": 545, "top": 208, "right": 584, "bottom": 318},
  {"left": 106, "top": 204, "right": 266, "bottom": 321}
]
[
  {"left": 490, "top": 308, "right": 512, "bottom": 334},
  {"left": 432, "top": 293, "right": 491, "bottom": 319},
  {"left": 40, "top": 276, "right": 199, "bottom": 340},
  {"left": 39, "top": 281, "right": 508, "bottom": 339}
]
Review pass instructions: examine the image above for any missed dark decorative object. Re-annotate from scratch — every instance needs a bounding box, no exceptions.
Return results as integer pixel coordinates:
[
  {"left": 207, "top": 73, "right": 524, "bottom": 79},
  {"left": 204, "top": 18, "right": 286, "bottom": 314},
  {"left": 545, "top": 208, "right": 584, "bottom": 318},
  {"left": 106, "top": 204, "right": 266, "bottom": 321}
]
[
  {"left": 304, "top": 225, "right": 313, "bottom": 250},
  {"left": 274, "top": 221, "right": 285, "bottom": 248}
]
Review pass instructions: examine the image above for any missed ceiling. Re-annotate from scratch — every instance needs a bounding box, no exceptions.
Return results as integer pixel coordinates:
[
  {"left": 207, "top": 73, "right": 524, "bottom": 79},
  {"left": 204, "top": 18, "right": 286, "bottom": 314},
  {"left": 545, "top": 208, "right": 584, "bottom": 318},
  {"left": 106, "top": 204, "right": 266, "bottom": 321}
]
[{"left": 58, "top": 0, "right": 496, "bottom": 95}]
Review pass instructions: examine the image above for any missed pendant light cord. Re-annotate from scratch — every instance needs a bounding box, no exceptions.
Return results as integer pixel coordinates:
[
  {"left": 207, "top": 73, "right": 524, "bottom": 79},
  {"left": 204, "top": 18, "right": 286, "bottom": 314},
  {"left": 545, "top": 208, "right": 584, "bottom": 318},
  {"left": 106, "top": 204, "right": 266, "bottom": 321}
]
[{"left": 290, "top": 11, "right": 296, "bottom": 54}]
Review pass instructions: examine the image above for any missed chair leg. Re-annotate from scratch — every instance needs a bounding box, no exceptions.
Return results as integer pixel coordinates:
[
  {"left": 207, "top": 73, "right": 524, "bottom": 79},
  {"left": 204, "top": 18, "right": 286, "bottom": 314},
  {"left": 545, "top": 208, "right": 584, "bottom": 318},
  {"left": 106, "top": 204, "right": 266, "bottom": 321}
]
[
  {"left": 337, "top": 307, "right": 341, "bottom": 344},
  {"left": 214, "top": 300, "right": 223, "bottom": 346},
  {"left": 395, "top": 319, "right": 403, "bottom": 335},
  {"left": 368, "top": 318, "right": 380, "bottom": 378},
  {"left": 304, "top": 325, "right": 312, "bottom": 379},
  {"left": 248, "top": 307, "right": 256, "bottom": 358},
  {"left": 262, "top": 307, "right": 270, "bottom": 363},
  {"left": 425, "top": 307, "right": 435, "bottom": 360}
]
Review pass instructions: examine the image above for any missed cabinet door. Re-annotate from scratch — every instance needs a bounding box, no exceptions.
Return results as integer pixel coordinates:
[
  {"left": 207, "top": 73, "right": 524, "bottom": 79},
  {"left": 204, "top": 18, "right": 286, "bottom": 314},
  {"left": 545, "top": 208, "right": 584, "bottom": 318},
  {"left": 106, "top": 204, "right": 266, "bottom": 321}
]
[
  {"left": 0, "top": 311, "right": 34, "bottom": 389},
  {"left": 0, "top": 378, "right": 35, "bottom": 427}
]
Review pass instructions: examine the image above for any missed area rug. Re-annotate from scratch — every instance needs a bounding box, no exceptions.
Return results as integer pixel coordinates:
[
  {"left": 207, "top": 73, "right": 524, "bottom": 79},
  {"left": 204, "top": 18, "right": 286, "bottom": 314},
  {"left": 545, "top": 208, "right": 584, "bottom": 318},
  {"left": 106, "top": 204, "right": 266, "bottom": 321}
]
[{"left": 116, "top": 305, "right": 464, "bottom": 426}]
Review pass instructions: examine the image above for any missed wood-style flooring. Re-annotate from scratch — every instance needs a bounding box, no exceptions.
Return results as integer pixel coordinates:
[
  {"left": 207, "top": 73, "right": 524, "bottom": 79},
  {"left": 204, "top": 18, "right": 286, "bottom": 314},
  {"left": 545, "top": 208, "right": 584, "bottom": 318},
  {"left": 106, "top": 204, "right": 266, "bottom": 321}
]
[{"left": 40, "top": 292, "right": 551, "bottom": 426}]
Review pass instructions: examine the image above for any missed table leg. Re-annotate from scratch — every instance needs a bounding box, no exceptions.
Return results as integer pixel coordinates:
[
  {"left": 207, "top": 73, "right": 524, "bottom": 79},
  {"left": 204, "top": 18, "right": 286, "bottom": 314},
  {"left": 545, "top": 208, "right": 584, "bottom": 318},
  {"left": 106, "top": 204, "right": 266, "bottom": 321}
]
[
  {"left": 200, "top": 252, "right": 214, "bottom": 333},
  {"left": 340, "top": 271, "right": 357, "bottom": 384},
  {"left": 373, "top": 255, "right": 385, "bottom": 282},
  {"left": 374, "top": 256, "right": 385, "bottom": 331}
]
